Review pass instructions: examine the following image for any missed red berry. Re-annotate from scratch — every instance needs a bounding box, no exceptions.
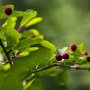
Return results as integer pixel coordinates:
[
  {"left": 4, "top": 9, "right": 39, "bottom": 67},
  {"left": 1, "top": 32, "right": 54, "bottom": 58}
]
[
  {"left": 82, "top": 50, "right": 88, "bottom": 55},
  {"left": 4, "top": 8, "right": 12, "bottom": 15},
  {"left": 87, "top": 56, "right": 90, "bottom": 62},
  {"left": 28, "top": 35, "right": 35, "bottom": 38},
  {"left": 62, "top": 53, "right": 69, "bottom": 59},
  {"left": 70, "top": 44, "right": 77, "bottom": 51},
  {"left": 56, "top": 54, "right": 62, "bottom": 61}
]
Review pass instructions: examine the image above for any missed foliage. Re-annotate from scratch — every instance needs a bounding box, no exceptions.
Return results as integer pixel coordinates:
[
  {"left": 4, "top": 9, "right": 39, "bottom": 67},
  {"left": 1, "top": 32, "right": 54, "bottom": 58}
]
[{"left": 0, "top": 5, "right": 90, "bottom": 90}]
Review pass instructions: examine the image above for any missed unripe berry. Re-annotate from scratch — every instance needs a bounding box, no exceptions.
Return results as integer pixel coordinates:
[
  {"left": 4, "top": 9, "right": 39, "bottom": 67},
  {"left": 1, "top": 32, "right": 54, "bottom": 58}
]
[
  {"left": 56, "top": 54, "right": 62, "bottom": 61},
  {"left": 87, "top": 56, "right": 90, "bottom": 62},
  {"left": 62, "top": 53, "right": 69, "bottom": 59},
  {"left": 4, "top": 8, "right": 12, "bottom": 15},
  {"left": 82, "top": 50, "right": 88, "bottom": 56},
  {"left": 70, "top": 44, "right": 77, "bottom": 51},
  {"left": 28, "top": 35, "right": 35, "bottom": 38}
]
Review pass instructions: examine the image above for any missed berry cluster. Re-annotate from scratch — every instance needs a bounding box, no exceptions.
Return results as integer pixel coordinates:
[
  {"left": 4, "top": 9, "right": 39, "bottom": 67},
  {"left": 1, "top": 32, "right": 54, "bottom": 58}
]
[
  {"left": 56, "top": 44, "right": 90, "bottom": 62},
  {"left": 56, "top": 53, "right": 69, "bottom": 61}
]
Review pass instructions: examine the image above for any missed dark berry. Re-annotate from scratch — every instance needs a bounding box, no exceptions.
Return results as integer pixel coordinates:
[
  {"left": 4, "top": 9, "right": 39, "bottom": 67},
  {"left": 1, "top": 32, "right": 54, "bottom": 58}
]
[
  {"left": 87, "top": 56, "right": 90, "bottom": 62},
  {"left": 28, "top": 35, "right": 35, "bottom": 38},
  {"left": 56, "top": 54, "right": 62, "bottom": 61},
  {"left": 70, "top": 44, "right": 77, "bottom": 51},
  {"left": 62, "top": 53, "right": 69, "bottom": 59},
  {"left": 4, "top": 8, "right": 12, "bottom": 15},
  {"left": 82, "top": 50, "right": 88, "bottom": 56}
]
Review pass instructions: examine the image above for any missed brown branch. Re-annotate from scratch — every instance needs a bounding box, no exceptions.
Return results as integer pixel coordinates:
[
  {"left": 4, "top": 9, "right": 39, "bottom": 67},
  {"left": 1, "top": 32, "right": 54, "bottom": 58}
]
[
  {"left": 0, "top": 39, "right": 13, "bottom": 66},
  {"left": 17, "top": 26, "right": 26, "bottom": 33},
  {"left": 24, "top": 63, "right": 90, "bottom": 78}
]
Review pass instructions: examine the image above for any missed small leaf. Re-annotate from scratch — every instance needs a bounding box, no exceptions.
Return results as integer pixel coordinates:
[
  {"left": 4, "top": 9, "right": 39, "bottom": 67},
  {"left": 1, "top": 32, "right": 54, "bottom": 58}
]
[
  {"left": 18, "top": 38, "right": 43, "bottom": 51},
  {"left": 27, "top": 47, "right": 39, "bottom": 52},
  {"left": 19, "top": 52, "right": 29, "bottom": 57},
  {"left": 26, "top": 17, "right": 43, "bottom": 27},
  {"left": 19, "top": 47, "right": 39, "bottom": 57},
  {"left": 20, "top": 10, "right": 37, "bottom": 27},
  {"left": 23, "top": 29, "right": 40, "bottom": 37},
  {"left": 77, "top": 43, "right": 84, "bottom": 53},
  {"left": 11, "top": 11, "right": 24, "bottom": 17},
  {"left": 3, "top": 17, "right": 17, "bottom": 28}
]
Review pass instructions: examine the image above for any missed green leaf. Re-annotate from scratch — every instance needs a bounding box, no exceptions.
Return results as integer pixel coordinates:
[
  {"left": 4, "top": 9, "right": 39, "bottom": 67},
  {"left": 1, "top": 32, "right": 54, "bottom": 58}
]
[
  {"left": 20, "top": 10, "right": 37, "bottom": 27},
  {"left": 3, "top": 17, "right": 17, "bottom": 28},
  {"left": 0, "top": 5, "right": 14, "bottom": 19},
  {"left": 19, "top": 52, "right": 29, "bottom": 57},
  {"left": 23, "top": 29, "right": 40, "bottom": 37},
  {"left": 19, "top": 47, "right": 39, "bottom": 57},
  {"left": 40, "top": 40, "right": 56, "bottom": 53},
  {"left": 0, "top": 27, "right": 20, "bottom": 44},
  {"left": 0, "top": 72, "right": 23, "bottom": 90},
  {"left": 12, "top": 45, "right": 52, "bottom": 75},
  {"left": 27, "top": 78, "right": 43, "bottom": 90},
  {"left": 23, "top": 79, "right": 35, "bottom": 90},
  {"left": 18, "top": 38, "right": 43, "bottom": 51},
  {"left": 11, "top": 11, "right": 24, "bottom": 17},
  {"left": 40, "top": 40, "right": 56, "bottom": 59},
  {"left": 27, "top": 47, "right": 39, "bottom": 52},
  {"left": 76, "top": 43, "right": 84, "bottom": 53},
  {"left": 0, "top": 31, "right": 6, "bottom": 40},
  {"left": 26, "top": 17, "right": 43, "bottom": 27}
]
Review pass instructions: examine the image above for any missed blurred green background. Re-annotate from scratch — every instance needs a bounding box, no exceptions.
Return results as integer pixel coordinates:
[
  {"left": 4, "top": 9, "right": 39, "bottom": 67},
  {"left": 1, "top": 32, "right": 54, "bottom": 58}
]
[{"left": 1, "top": 0, "right": 90, "bottom": 90}]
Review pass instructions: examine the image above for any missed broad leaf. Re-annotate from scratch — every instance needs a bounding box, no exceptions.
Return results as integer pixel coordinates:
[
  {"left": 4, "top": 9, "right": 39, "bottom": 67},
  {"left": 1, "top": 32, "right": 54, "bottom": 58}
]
[
  {"left": 12, "top": 45, "right": 52, "bottom": 75},
  {"left": 40, "top": 40, "right": 56, "bottom": 59},
  {"left": 0, "top": 27, "right": 20, "bottom": 44},
  {"left": 0, "top": 71, "right": 23, "bottom": 90}
]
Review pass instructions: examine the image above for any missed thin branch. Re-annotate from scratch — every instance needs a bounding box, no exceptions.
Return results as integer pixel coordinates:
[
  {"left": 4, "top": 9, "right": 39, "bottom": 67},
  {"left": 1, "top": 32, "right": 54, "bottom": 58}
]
[
  {"left": 0, "top": 39, "right": 12, "bottom": 66},
  {"left": 17, "top": 26, "right": 26, "bottom": 33},
  {"left": 7, "top": 49, "right": 12, "bottom": 54},
  {"left": 24, "top": 63, "right": 90, "bottom": 78}
]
